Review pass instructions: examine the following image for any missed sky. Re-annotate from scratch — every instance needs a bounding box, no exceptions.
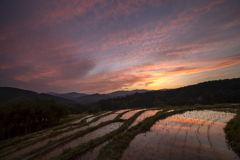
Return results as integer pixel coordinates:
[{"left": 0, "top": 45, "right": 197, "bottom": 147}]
[{"left": 0, "top": 0, "right": 240, "bottom": 94}]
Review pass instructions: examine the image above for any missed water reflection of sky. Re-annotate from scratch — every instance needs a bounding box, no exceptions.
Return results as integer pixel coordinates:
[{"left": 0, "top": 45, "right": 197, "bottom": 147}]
[
  {"left": 121, "top": 110, "right": 239, "bottom": 160},
  {"left": 89, "top": 113, "right": 118, "bottom": 127},
  {"left": 115, "top": 109, "right": 131, "bottom": 114},
  {"left": 41, "top": 122, "right": 123, "bottom": 160},
  {"left": 73, "top": 141, "right": 109, "bottom": 160},
  {"left": 86, "top": 111, "right": 112, "bottom": 122},
  {"left": 121, "top": 110, "right": 142, "bottom": 119},
  {"left": 128, "top": 110, "right": 161, "bottom": 129},
  {"left": 71, "top": 115, "right": 93, "bottom": 124}
]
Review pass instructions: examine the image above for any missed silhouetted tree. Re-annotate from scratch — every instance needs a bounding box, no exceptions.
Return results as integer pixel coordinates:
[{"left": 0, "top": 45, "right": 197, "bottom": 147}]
[{"left": 0, "top": 99, "right": 70, "bottom": 140}]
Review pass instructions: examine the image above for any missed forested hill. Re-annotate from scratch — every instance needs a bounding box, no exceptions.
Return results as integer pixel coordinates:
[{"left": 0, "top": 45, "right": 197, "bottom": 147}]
[
  {"left": 98, "top": 78, "right": 240, "bottom": 110},
  {"left": 0, "top": 87, "right": 77, "bottom": 105}
]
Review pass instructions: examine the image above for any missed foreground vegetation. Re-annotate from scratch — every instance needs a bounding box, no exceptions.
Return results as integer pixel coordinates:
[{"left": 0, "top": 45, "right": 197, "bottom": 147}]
[
  {"left": 0, "top": 111, "right": 110, "bottom": 159},
  {"left": 0, "top": 99, "right": 70, "bottom": 140},
  {"left": 0, "top": 104, "right": 239, "bottom": 160},
  {"left": 97, "top": 105, "right": 240, "bottom": 160},
  {"left": 224, "top": 110, "right": 240, "bottom": 157},
  {"left": 0, "top": 78, "right": 239, "bottom": 159}
]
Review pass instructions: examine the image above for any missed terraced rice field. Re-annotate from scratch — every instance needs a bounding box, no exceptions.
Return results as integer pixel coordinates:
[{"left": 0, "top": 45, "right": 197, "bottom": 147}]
[
  {"left": 85, "top": 111, "right": 111, "bottom": 122},
  {"left": 1, "top": 107, "right": 239, "bottom": 160},
  {"left": 73, "top": 141, "right": 109, "bottom": 160},
  {"left": 0, "top": 111, "right": 113, "bottom": 160},
  {"left": 115, "top": 109, "right": 131, "bottom": 114},
  {"left": 89, "top": 113, "right": 118, "bottom": 127},
  {"left": 121, "top": 110, "right": 239, "bottom": 160},
  {"left": 121, "top": 109, "right": 142, "bottom": 119},
  {"left": 6, "top": 125, "right": 90, "bottom": 159},
  {"left": 71, "top": 115, "right": 93, "bottom": 124},
  {"left": 128, "top": 110, "right": 161, "bottom": 129},
  {"left": 39, "top": 122, "right": 123, "bottom": 160}
]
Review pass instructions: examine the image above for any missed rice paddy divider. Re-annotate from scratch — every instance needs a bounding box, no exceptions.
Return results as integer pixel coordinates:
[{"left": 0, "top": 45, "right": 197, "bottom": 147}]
[
  {"left": 96, "top": 108, "right": 195, "bottom": 160},
  {"left": 182, "top": 130, "right": 188, "bottom": 160},
  {"left": 169, "top": 125, "right": 183, "bottom": 160},
  {"left": 19, "top": 111, "right": 125, "bottom": 160},
  {"left": 1, "top": 117, "right": 89, "bottom": 159},
  {"left": 0, "top": 114, "right": 89, "bottom": 155},
  {"left": 0, "top": 111, "right": 109, "bottom": 152},
  {"left": 7, "top": 111, "right": 114, "bottom": 160},
  {"left": 50, "top": 110, "right": 146, "bottom": 160},
  {"left": 224, "top": 109, "right": 240, "bottom": 158}
]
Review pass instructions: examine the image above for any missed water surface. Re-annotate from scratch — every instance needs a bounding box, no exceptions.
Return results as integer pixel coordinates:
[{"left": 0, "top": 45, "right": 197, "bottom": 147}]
[
  {"left": 121, "top": 110, "right": 238, "bottom": 160},
  {"left": 72, "top": 115, "right": 93, "bottom": 124},
  {"left": 73, "top": 141, "right": 109, "bottom": 160},
  {"left": 39, "top": 122, "right": 123, "bottom": 160},
  {"left": 115, "top": 109, "right": 130, "bottom": 114},
  {"left": 121, "top": 110, "right": 142, "bottom": 120},
  {"left": 89, "top": 113, "right": 118, "bottom": 127},
  {"left": 86, "top": 111, "right": 112, "bottom": 122},
  {"left": 128, "top": 110, "right": 161, "bottom": 129}
]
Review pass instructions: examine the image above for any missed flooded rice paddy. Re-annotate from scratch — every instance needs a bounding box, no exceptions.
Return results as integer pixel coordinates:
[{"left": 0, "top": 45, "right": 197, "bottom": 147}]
[
  {"left": 89, "top": 113, "right": 118, "bottom": 127},
  {"left": 71, "top": 115, "right": 93, "bottom": 124},
  {"left": 6, "top": 113, "right": 116, "bottom": 159},
  {"left": 128, "top": 110, "right": 161, "bottom": 129},
  {"left": 121, "top": 110, "right": 239, "bottom": 160},
  {"left": 73, "top": 141, "right": 109, "bottom": 160},
  {"left": 6, "top": 126, "right": 89, "bottom": 159},
  {"left": 86, "top": 111, "right": 112, "bottom": 122},
  {"left": 167, "top": 109, "right": 174, "bottom": 112},
  {"left": 2, "top": 108, "right": 239, "bottom": 160},
  {"left": 0, "top": 118, "right": 83, "bottom": 158},
  {"left": 39, "top": 122, "right": 123, "bottom": 160},
  {"left": 115, "top": 109, "right": 131, "bottom": 114},
  {"left": 6, "top": 112, "right": 117, "bottom": 159},
  {"left": 121, "top": 110, "right": 142, "bottom": 119}
]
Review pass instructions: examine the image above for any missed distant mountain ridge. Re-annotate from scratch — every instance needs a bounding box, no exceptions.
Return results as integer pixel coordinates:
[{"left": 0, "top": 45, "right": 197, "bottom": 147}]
[
  {"left": 1, "top": 78, "right": 240, "bottom": 111},
  {"left": 47, "top": 89, "right": 150, "bottom": 104},
  {"left": 96, "top": 78, "right": 240, "bottom": 111},
  {"left": 0, "top": 87, "right": 152, "bottom": 105},
  {"left": 0, "top": 87, "right": 77, "bottom": 105},
  {"left": 74, "top": 93, "right": 110, "bottom": 104},
  {"left": 107, "top": 89, "right": 148, "bottom": 97},
  {"left": 46, "top": 92, "right": 88, "bottom": 99}
]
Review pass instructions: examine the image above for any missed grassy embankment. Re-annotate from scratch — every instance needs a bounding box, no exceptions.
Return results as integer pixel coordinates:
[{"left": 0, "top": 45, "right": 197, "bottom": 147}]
[
  {"left": 47, "top": 104, "right": 240, "bottom": 160},
  {"left": 97, "top": 104, "right": 240, "bottom": 160},
  {"left": 50, "top": 109, "right": 146, "bottom": 160},
  {"left": 2, "top": 104, "right": 239, "bottom": 160},
  {"left": 0, "top": 111, "right": 109, "bottom": 159},
  {"left": 11, "top": 110, "right": 119, "bottom": 160},
  {"left": 21, "top": 112, "right": 128, "bottom": 159},
  {"left": 0, "top": 114, "right": 87, "bottom": 155},
  {"left": 224, "top": 110, "right": 240, "bottom": 157},
  {"left": 96, "top": 109, "right": 184, "bottom": 160}
]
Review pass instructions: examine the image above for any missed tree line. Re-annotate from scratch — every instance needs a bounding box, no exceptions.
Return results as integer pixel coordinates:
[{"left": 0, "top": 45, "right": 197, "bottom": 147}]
[
  {"left": 95, "top": 78, "right": 240, "bottom": 111},
  {"left": 0, "top": 99, "right": 70, "bottom": 140}
]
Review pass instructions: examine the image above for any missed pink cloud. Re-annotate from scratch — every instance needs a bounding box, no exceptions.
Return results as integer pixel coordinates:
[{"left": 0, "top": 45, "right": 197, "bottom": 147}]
[
  {"left": 205, "top": 72, "right": 229, "bottom": 78},
  {"left": 1, "top": 0, "right": 240, "bottom": 93}
]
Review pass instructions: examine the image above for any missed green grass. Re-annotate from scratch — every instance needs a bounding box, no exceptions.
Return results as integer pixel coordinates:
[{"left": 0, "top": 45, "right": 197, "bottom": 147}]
[
  {"left": 47, "top": 105, "right": 240, "bottom": 160},
  {"left": 224, "top": 110, "right": 240, "bottom": 157},
  {"left": 50, "top": 110, "right": 141, "bottom": 160},
  {"left": 96, "top": 109, "right": 189, "bottom": 160},
  {"left": 1, "top": 111, "right": 113, "bottom": 159},
  {"left": 1, "top": 104, "right": 239, "bottom": 160},
  {"left": 8, "top": 111, "right": 115, "bottom": 160},
  {"left": 97, "top": 105, "right": 240, "bottom": 160},
  {"left": 0, "top": 114, "right": 90, "bottom": 158},
  {"left": 12, "top": 111, "right": 122, "bottom": 160},
  {"left": 0, "top": 114, "right": 87, "bottom": 153}
]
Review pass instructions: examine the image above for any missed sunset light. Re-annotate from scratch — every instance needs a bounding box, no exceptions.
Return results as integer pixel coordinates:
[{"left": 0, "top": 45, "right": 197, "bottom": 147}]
[{"left": 0, "top": 0, "right": 240, "bottom": 94}]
